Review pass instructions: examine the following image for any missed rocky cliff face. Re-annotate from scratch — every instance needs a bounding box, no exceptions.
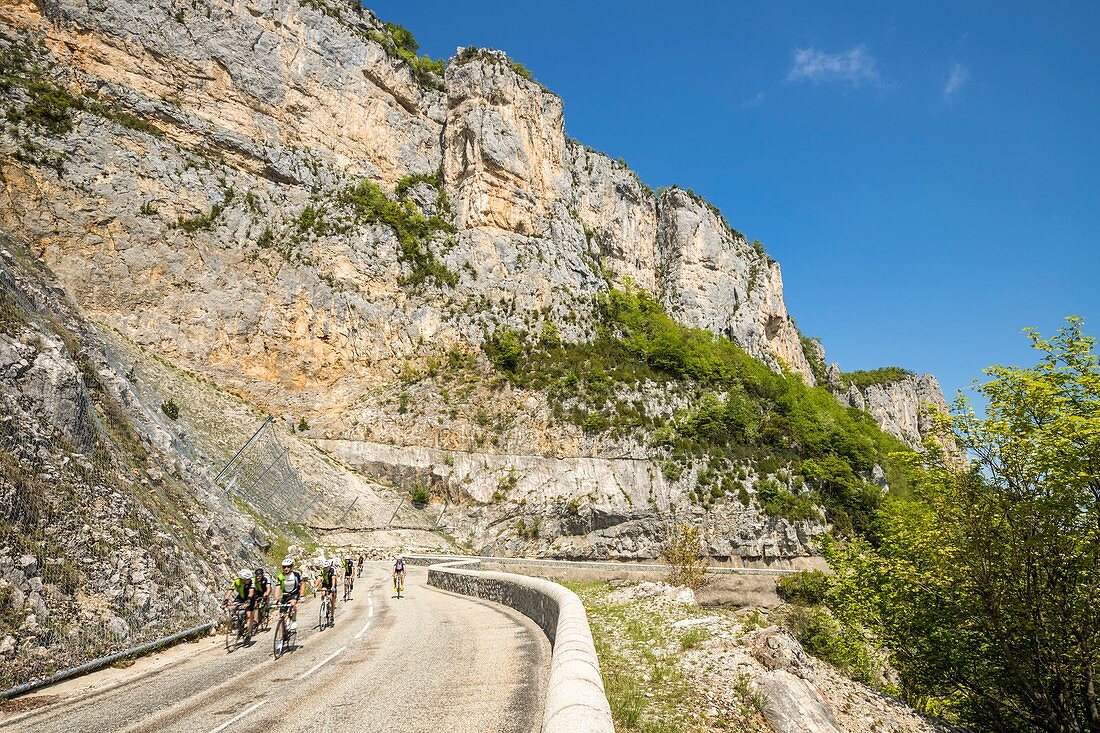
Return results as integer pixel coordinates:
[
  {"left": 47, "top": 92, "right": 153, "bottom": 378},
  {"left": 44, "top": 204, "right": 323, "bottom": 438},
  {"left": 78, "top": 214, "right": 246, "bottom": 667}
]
[
  {"left": 0, "top": 0, "right": 950, "bottom": 570},
  {"left": 827, "top": 366, "right": 951, "bottom": 450},
  {"left": 0, "top": 228, "right": 259, "bottom": 684},
  {"left": 0, "top": 0, "right": 817, "bottom": 400}
]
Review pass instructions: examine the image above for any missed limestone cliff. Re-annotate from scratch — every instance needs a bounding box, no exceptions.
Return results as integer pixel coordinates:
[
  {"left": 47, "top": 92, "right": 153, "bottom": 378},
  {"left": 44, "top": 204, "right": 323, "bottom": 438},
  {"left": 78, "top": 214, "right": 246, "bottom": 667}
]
[
  {"left": 0, "top": 0, "right": 950, "bottom": 567},
  {"left": 833, "top": 371, "right": 951, "bottom": 450}
]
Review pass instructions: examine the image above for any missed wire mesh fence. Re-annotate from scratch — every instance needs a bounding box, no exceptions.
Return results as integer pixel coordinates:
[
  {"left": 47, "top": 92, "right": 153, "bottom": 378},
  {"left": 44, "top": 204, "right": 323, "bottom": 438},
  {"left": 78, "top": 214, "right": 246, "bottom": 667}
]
[
  {"left": 0, "top": 415, "right": 315, "bottom": 691},
  {"left": 0, "top": 445, "right": 217, "bottom": 690},
  {"left": 214, "top": 418, "right": 314, "bottom": 526}
]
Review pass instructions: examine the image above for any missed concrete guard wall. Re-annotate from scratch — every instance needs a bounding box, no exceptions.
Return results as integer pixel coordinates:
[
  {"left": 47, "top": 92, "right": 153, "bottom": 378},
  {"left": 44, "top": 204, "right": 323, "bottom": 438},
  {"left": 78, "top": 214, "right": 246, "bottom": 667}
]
[{"left": 417, "top": 558, "right": 615, "bottom": 733}]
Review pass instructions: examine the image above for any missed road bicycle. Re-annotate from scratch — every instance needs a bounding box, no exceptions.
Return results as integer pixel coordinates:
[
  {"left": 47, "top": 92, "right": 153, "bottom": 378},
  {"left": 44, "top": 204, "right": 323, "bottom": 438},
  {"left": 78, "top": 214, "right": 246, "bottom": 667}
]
[
  {"left": 393, "top": 574, "right": 404, "bottom": 599},
  {"left": 224, "top": 602, "right": 253, "bottom": 651},
  {"left": 356, "top": 563, "right": 363, "bottom": 579},
  {"left": 256, "top": 596, "right": 271, "bottom": 631},
  {"left": 273, "top": 600, "right": 297, "bottom": 659},
  {"left": 318, "top": 589, "right": 334, "bottom": 630},
  {"left": 342, "top": 579, "right": 352, "bottom": 603}
]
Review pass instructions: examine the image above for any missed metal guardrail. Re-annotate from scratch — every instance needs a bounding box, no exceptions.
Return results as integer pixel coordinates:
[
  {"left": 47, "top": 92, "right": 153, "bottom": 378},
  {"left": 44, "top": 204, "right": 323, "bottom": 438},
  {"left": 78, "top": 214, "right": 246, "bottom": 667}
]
[{"left": 0, "top": 621, "right": 213, "bottom": 700}]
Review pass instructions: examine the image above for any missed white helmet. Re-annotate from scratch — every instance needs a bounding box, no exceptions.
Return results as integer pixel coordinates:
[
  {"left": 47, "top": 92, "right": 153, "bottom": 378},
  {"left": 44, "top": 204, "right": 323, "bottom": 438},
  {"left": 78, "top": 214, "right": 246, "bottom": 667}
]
[
  {"left": 281, "top": 557, "right": 294, "bottom": 568},
  {"left": 237, "top": 568, "right": 253, "bottom": 580}
]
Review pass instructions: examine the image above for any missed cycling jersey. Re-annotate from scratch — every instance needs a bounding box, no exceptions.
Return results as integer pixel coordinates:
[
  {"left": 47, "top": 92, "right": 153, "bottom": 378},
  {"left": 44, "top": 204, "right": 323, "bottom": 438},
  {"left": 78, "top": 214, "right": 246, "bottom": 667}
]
[
  {"left": 343, "top": 561, "right": 353, "bottom": 577},
  {"left": 319, "top": 567, "right": 336, "bottom": 589},
  {"left": 231, "top": 578, "right": 253, "bottom": 601},
  {"left": 277, "top": 571, "right": 301, "bottom": 598},
  {"left": 393, "top": 560, "right": 405, "bottom": 573},
  {"left": 255, "top": 576, "right": 270, "bottom": 596}
]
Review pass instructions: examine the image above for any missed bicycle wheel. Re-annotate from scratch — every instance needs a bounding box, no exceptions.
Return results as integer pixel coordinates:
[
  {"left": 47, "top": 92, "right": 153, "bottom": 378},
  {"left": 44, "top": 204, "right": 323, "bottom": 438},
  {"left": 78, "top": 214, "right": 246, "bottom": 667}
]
[
  {"left": 318, "top": 598, "right": 326, "bottom": 630},
  {"left": 224, "top": 614, "right": 232, "bottom": 651},
  {"left": 273, "top": 617, "right": 286, "bottom": 659},
  {"left": 328, "top": 599, "right": 335, "bottom": 627},
  {"left": 243, "top": 614, "right": 253, "bottom": 644}
]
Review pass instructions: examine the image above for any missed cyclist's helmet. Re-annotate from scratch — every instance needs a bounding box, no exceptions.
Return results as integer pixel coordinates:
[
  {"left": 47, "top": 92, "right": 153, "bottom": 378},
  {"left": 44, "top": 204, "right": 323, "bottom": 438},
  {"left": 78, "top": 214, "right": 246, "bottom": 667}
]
[
  {"left": 254, "top": 567, "right": 265, "bottom": 576},
  {"left": 238, "top": 568, "right": 254, "bottom": 580},
  {"left": 281, "top": 557, "right": 294, "bottom": 568}
]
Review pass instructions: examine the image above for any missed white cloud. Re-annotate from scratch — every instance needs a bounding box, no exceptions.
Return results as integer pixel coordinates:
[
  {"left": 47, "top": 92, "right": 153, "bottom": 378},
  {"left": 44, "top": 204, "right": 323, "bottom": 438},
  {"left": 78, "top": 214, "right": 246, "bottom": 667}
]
[
  {"left": 944, "top": 62, "right": 969, "bottom": 101},
  {"left": 743, "top": 92, "right": 766, "bottom": 108},
  {"left": 787, "top": 46, "right": 883, "bottom": 88}
]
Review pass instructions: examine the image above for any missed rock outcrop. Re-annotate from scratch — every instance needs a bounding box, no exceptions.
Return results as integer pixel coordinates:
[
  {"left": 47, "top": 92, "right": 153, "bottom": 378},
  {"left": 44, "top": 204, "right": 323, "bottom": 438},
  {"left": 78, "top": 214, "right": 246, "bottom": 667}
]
[
  {"left": 835, "top": 373, "right": 950, "bottom": 450},
  {"left": 0, "top": 228, "right": 259, "bottom": 685}
]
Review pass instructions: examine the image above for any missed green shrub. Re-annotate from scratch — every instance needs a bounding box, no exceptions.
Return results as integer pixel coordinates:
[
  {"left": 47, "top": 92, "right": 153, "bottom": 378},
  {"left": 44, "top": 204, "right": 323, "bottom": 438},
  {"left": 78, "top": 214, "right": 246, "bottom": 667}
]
[
  {"left": 776, "top": 570, "right": 831, "bottom": 605},
  {"left": 786, "top": 605, "right": 878, "bottom": 685},
  {"left": 160, "top": 399, "right": 180, "bottom": 420},
  {"left": 757, "top": 479, "right": 819, "bottom": 522},
  {"left": 841, "top": 366, "right": 915, "bottom": 391},
  {"left": 337, "top": 180, "right": 456, "bottom": 287},
  {"left": 662, "top": 523, "right": 709, "bottom": 590},
  {"left": 297, "top": 417, "right": 309, "bottom": 432},
  {"left": 395, "top": 170, "right": 440, "bottom": 200},
  {"left": 484, "top": 328, "right": 525, "bottom": 373},
  {"left": 409, "top": 483, "right": 431, "bottom": 506}
]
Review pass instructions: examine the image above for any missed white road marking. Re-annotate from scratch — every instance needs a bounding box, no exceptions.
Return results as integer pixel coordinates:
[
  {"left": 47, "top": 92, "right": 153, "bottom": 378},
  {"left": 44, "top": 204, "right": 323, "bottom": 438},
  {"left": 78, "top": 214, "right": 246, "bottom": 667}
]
[
  {"left": 206, "top": 699, "right": 266, "bottom": 733},
  {"left": 296, "top": 645, "right": 346, "bottom": 681},
  {"left": 355, "top": 620, "right": 372, "bottom": 639}
]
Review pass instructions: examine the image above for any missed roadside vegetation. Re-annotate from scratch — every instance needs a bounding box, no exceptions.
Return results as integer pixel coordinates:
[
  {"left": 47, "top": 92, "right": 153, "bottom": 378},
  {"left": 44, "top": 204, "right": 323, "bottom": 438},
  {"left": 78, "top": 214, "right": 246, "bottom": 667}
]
[
  {"left": 564, "top": 580, "right": 767, "bottom": 733},
  {"left": 798, "top": 318, "right": 1099, "bottom": 732}
]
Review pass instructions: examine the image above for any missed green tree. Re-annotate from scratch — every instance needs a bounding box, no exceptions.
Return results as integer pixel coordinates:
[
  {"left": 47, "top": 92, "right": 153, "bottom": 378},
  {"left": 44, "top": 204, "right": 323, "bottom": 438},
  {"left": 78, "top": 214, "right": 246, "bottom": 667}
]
[
  {"left": 485, "top": 328, "right": 525, "bottom": 373},
  {"left": 828, "top": 318, "right": 1100, "bottom": 732}
]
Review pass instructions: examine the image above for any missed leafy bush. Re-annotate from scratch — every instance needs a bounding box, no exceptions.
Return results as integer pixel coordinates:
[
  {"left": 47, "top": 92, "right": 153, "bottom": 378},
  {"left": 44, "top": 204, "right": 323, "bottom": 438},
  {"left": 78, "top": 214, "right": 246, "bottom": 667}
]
[
  {"left": 756, "top": 478, "right": 819, "bottom": 522},
  {"left": 776, "top": 570, "right": 831, "bottom": 605},
  {"left": 336, "top": 180, "right": 456, "bottom": 287},
  {"left": 484, "top": 328, "right": 525, "bottom": 373},
  {"left": 394, "top": 170, "right": 440, "bottom": 200},
  {"left": 786, "top": 605, "right": 878, "bottom": 685},
  {"left": 367, "top": 22, "right": 445, "bottom": 90},
  {"left": 841, "top": 366, "right": 914, "bottom": 391},
  {"left": 662, "top": 523, "right": 709, "bottom": 590},
  {"left": 160, "top": 399, "right": 180, "bottom": 420}
]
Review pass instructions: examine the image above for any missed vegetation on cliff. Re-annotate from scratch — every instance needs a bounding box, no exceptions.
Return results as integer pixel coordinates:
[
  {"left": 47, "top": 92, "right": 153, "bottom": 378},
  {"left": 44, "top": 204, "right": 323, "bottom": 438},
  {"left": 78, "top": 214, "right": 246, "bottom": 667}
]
[{"left": 486, "top": 285, "right": 916, "bottom": 535}]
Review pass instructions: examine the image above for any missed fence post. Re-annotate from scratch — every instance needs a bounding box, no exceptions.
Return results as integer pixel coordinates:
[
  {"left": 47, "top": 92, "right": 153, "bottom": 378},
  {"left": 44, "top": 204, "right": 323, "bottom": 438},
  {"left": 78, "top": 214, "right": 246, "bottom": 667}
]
[{"left": 337, "top": 497, "right": 358, "bottom": 527}]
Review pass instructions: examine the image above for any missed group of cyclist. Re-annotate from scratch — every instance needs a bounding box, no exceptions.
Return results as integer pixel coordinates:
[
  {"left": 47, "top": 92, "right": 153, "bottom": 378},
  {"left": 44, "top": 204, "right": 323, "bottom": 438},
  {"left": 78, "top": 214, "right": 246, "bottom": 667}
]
[
  {"left": 224, "top": 551, "right": 407, "bottom": 637},
  {"left": 224, "top": 557, "right": 305, "bottom": 633}
]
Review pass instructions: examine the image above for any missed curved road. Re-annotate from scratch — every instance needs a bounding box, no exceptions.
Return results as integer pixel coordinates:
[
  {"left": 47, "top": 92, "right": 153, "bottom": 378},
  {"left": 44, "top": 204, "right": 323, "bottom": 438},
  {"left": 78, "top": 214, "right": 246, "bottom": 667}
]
[{"left": 0, "top": 565, "right": 550, "bottom": 733}]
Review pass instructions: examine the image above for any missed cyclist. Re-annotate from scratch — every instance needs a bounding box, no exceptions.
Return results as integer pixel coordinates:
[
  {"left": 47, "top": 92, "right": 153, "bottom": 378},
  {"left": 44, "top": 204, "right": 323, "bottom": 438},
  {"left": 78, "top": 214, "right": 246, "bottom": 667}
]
[
  {"left": 342, "top": 555, "right": 354, "bottom": 595},
  {"left": 275, "top": 557, "right": 302, "bottom": 630},
  {"left": 392, "top": 553, "right": 406, "bottom": 593},
  {"left": 356, "top": 552, "right": 364, "bottom": 577},
  {"left": 317, "top": 559, "right": 337, "bottom": 607},
  {"left": 225, "top": 568, "right": 256, "bottom": 631},
  {"left": 254, "top": 567, "right": 271, "bottom": 624}
]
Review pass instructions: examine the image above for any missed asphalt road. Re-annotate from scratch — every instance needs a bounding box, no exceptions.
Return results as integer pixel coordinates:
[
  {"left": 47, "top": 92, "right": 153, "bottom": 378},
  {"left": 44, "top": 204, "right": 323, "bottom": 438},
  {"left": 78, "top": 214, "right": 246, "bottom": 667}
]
[{"left": 0, "top": 565, "right": 550, "bottom": 733}]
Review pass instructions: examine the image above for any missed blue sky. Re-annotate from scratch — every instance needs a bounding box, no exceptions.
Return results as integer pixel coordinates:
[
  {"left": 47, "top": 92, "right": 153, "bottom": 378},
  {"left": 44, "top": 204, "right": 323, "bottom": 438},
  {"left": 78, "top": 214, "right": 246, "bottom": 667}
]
[{"left": 367, "top": 1, "right": 1099, "bottom": 401}]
